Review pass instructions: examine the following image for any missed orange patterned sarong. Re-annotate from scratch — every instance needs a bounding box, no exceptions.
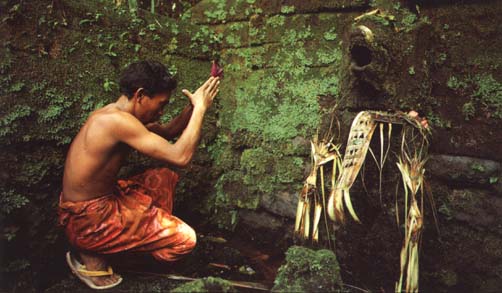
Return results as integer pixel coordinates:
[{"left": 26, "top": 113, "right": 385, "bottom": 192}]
[{"left": 58, "top": 168, "right": 196, "bottom": 262}]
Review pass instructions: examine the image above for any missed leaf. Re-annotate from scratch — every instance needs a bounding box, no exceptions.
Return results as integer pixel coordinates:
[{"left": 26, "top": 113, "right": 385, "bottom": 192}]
[{"left": 79, "top": 19, "right": 93, "bottom": 26}]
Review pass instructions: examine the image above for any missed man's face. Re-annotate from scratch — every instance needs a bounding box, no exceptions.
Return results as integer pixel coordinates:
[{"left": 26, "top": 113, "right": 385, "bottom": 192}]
[{"left": 138, "top": 92, "right": 171, "bottom": 124}]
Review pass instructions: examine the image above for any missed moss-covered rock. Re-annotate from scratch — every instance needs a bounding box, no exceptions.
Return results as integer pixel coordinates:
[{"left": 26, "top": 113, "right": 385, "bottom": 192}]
[
  {"left": 272, "top": 246, "right": 342, "bottom": 292},
  {"left": 170, "top": 277, "right": 236, "bottom": 293}
]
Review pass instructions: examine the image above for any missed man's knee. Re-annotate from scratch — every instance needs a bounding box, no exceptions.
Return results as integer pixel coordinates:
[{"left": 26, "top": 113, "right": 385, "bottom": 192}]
[
  {"left": 152, "top": 223, "right": 197, "bottom": 262},
  {"left": 179, "top": 223, "right": 197, "bottom": 252}
]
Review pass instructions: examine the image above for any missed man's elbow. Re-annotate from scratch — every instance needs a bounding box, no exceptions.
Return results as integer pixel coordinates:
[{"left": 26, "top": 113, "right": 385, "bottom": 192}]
[{"left": 174, "top": 153, "right": 192, "bottom": 168}]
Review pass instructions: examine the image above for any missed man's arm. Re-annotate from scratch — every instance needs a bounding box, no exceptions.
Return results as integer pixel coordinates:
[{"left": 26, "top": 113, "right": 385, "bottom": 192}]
[
  {"left": 114, "top": 77, "right": 220, "bottom": 167},
  {"left": 147, "top": 104, "right": 193, "bottom": 140}
]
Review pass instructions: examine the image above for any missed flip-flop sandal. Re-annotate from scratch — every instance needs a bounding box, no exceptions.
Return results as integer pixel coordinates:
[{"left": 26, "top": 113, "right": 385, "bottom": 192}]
[{"left": 66, "top": 251, "right": 123, "bottom": 290}]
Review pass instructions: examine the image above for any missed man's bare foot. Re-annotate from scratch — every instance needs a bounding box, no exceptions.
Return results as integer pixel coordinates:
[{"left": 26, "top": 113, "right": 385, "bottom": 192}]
[{"left": 79, "top": 251, "right": 122, "bottom": 287}]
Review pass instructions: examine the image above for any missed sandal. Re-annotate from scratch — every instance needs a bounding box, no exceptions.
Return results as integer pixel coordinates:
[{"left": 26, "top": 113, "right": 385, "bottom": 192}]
[{"left": 66, "top": 251, "right": 123, "bottom": 290}]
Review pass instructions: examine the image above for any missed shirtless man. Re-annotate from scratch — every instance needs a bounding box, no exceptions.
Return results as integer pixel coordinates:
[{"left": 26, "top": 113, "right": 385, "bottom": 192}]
[{"left": 59, "top": 61, "right": 220, "bottom": 289}]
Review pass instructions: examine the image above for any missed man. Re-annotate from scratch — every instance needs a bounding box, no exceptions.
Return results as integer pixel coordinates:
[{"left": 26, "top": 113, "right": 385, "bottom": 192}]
[{"left": 59, "top": 61, "right": 220, "bottom": 289}]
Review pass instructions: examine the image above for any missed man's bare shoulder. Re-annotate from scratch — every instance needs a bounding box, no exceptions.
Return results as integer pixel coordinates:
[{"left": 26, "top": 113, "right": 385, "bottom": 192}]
[
  {"left": 88, "top": 105, "right": 140, "bottom": 129},
  {"left": 89, "top": 106, "right": 148, "bottom": 141}
]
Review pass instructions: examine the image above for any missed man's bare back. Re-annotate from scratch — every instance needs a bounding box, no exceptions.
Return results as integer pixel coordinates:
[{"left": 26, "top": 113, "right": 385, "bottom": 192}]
[{"left": 62, "top": 104, "right": 130, "bottom": 202}]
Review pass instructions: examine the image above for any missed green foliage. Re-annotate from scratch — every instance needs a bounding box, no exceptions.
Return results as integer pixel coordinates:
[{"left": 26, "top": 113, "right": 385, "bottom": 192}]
[
  {"left": 127, "top": 0, "right": 138, "bottom": 15},
  {"left": 0, "top": 189, "right": 29, "bottom": 216},
  {"left": 103, "top": 78, "right": 117, "bottom": 92},
  {"left": 401, "top": 13, "right": 417, "bottom": 27},
  {"left": 105, "top": 43, "right": 118, "bottom": 57},
  {"left": 0, "top": 105, "right": 32, "bottom": 138},
  {"left": 78, "top": 12, "right": 103, "bottom": 26},
  {"left": 272, "top": 246, "right": 342, "bottom": 292}
]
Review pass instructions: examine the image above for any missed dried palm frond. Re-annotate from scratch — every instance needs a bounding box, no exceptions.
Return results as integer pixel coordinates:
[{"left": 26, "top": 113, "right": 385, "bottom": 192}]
[
  {"left": 295, "top": 134, "right": 341, "bottom": 244},
  {"left": 312, "top": 203, "right": 322, "bottom": 242},
  {"left": 294, "top": 169, "right": 316, "bottom": 239},
  {"left": 395, "top": 146, "right": 427, "bottom": 293}
]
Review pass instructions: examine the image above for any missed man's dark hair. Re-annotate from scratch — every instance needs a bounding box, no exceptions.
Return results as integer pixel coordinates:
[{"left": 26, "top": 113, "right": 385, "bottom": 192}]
[{"left": 119, "top": 61, "right": 177, "bottom": 98}]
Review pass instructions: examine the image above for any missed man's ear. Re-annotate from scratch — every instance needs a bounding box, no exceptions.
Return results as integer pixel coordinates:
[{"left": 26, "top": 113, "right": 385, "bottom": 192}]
[{"left": 133, "top": 88, "right": 145, "bottom": 103}]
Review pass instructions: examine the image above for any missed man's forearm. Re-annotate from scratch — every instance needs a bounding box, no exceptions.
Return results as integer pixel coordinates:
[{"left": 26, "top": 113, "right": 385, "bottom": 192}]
[
  {"left": 173, "top": 105, "right": 206, "bottom": 165},
  {"left": 149, "top": 104, "right": 193, "bottom": 140}
]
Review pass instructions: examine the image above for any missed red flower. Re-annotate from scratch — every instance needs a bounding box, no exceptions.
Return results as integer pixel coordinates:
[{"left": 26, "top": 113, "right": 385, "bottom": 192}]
[{"left": 211, "top": 60, "right": 223, "bottom": 78}]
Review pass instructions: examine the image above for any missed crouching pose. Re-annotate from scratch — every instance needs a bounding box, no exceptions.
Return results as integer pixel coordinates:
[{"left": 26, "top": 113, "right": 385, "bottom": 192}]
[{"left": 58, "top": 61, "right": 220, "bottom": 289}]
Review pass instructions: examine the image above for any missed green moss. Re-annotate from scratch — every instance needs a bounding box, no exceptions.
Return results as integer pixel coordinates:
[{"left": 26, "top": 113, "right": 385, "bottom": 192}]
[
  {"left": 408, "top": 66, "right": 415, "bottom": 75},
  {"left": 240, "top": 147, "right": 304, "bottom": 192},
  {"left": 225, "top": 33, "right": 241, "bottom": 47},
  {"left": 462, "top": 101, "right": 475, "bottom": 120},
  {"left": 447, "top": 76, "right": 468, "bottom": 90},
  {"left": 171, "top": 277, "right": 236, "bottom": 293},
  {"left": 366, "top": 14, "right": 391, "bottom": 26},
  {"left": 448, "top": 74, "right": 501, "bottom": 119},
  {"left": 272, "top": 246, "right": 342, "bottom": 292},
  {"left": 266, "top": 15, "right": 285, "bottom": 28},
  {"left": 401, "top": 13, "right": 417, "bottom": 27},
  {"left": 426, "top": 112, "right": 451, "bottom": 129},
  {"left": 208, "top": 20, "right": 341, "bottom": 223},
  {"left": 473, "top": 74, "right": 502, "bottom": 118},
  {"left": 439, "top": 269, "right": 458, "bottom": 287},
  {"left": 280, "top": 5, "right": 295, "bottom": 14},
  {"left": 203, "top": 0, "right": 227, "bottom": 22},
  {"left": 323, "top": 28, "right": 337, "bottom": 41}
]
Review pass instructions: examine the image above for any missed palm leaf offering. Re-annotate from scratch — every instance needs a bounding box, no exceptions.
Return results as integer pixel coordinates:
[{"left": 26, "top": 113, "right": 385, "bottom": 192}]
[
  {"left": 395, "top": 133, "right": 428, "bottom": 293},
  {"left": 294, "top": 134, "right": 342, "bottom": 248},
  {"left": 295, "top": 110, "right": 431, "bottom": 292}
]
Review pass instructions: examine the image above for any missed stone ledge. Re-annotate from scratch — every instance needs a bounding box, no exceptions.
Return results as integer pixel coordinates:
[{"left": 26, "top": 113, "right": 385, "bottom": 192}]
[{"left": 428, "top": 154, "right": 500, "bottom": 186}]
